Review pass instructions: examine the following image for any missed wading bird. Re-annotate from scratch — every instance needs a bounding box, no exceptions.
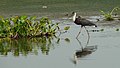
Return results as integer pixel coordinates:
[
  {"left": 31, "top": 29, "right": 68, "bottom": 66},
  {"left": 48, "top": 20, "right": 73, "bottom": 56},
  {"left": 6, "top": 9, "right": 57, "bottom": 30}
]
[{"left": 71, "top": 12, "right": 97, "bottom": 38}]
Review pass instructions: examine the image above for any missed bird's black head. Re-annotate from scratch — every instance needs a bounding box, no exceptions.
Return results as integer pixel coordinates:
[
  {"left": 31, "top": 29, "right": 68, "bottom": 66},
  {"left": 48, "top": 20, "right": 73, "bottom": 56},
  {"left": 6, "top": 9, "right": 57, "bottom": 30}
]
[
  {"left": 72, "top": 12, "right": 75, "bottom": 14},
  {"left": 68, "top": 12, "right": 75, "bottom": 18}
]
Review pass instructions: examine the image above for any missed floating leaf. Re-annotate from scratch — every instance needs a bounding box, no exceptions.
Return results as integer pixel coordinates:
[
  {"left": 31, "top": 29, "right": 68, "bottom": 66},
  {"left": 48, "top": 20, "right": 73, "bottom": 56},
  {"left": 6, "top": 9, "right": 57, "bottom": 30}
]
[
  {"left": 64, "top": 26, "right": 70, "bottom": 30},
  {"left": 116, "top": 28, "right": 119, "bottom": 31},
  {"left": 100, "top": 29, "right": 104, "bottom": 31},
  {"left": 64, "top": 38, "right": 70, "bottom": 43}
]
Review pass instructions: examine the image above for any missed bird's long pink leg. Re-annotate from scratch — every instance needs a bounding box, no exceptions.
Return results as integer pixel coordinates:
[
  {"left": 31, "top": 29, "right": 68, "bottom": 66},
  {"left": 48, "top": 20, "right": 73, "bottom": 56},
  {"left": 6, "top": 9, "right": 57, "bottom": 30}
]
[
  {"left": 76, "top": 26, "right": 82, "bottom": 38},
  {"left": 84, "top": 26, "right": 90, "bottom": 46}
]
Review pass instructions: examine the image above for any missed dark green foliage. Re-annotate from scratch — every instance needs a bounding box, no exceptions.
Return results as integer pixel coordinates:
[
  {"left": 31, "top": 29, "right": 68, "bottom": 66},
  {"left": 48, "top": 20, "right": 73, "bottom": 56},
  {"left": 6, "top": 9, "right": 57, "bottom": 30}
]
[
  {"left": 100, "top": 29, "right": 104, "bottom": 31},
  {"left": 0, "top": 15, "right": 70, "bottom": 56},
  {"left": 116, "top": 28, "right": 119, "bottom": 31},
  {"left": 0, "top": 16, "right": 62, "bottom": 39},
  {"left": 64, "top": 38, "right": 70, "bottom": 43}
]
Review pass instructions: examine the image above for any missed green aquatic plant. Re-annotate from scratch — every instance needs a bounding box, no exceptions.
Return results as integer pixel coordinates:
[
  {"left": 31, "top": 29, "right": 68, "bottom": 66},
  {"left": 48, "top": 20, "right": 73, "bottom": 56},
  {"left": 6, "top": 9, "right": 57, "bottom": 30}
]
[
  {"left": 64, "top": 38, "right": 70, "bottom": 43},
  {"left": 0, "top": 16, "right": 68, "bottom": 39},
  {"left": 100, "top": 7, "right": 120, "bottom": 21},
  {"left": 64, "top": 26, "right": 70, "bottom": 31},
  {"left": 116, "top": 28, "right": 119, "bottom": 31},
  {"left": 100, "top": 29, "right": 104, "bottom": 32}
]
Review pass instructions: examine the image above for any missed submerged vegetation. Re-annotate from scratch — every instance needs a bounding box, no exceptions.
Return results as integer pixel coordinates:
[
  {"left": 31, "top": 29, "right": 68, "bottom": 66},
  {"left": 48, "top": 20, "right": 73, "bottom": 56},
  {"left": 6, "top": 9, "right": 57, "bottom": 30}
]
[
  {"left": 0, "top": 16, "right": 69, "bottom": 39},
  {"left": 100, "top": 7, "right": 120, "bottom": 21}
]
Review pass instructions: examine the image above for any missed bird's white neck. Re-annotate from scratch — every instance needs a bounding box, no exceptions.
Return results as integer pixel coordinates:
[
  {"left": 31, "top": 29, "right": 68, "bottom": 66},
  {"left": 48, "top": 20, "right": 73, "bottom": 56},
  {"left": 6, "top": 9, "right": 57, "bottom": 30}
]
[{"left": 73, "top": 13, "right": 76, "bottom": 21}]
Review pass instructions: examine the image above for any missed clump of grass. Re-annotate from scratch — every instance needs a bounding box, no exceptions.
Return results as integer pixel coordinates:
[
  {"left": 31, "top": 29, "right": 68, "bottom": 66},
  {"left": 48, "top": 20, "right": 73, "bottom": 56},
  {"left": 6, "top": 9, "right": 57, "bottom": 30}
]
[
  {"left": 0, "top": 15, "right": 69, "bottom": 39},
  {"left": 100, "top": 7, "right": 120, "bottom": 21}
]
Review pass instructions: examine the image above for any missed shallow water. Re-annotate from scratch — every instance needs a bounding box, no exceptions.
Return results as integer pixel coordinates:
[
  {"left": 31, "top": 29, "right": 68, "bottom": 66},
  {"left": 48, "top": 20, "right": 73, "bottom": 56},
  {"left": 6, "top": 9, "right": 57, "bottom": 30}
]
[
  {"left": 1, "top": 19, "right": 120, "bottom": 68},
  {"left": 1, "top": 0, "right": 120, "bottom": 68}
]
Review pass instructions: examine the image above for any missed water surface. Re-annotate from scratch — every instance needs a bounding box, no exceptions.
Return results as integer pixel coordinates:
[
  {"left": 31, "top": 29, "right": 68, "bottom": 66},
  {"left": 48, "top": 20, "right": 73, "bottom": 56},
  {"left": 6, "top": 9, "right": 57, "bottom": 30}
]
[
  {"left": 1, "top": 19, "right": 120, "bottom": 68},
  {"left": 0, "top": 0, "right": 120, "bottom": 68},
  {"left": 0, "top": 0, "right": 120, "bottom": 17}
]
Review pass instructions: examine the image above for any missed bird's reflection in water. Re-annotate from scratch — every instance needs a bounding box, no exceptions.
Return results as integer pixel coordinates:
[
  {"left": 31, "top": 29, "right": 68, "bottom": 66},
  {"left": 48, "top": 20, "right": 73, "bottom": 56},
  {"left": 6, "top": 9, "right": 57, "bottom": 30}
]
[
  {"left": 72, "top": 38, "right": 97, "bottom": 64},
  {"left": 75, "top": 45, "right": 97, "bottom": 58}
]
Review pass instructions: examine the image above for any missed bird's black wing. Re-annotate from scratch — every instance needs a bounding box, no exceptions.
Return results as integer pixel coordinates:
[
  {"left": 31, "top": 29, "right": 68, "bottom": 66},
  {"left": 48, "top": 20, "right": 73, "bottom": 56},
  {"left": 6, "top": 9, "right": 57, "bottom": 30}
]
[{"left": 80, "top": 19, "right": 96, "bottom": 27}]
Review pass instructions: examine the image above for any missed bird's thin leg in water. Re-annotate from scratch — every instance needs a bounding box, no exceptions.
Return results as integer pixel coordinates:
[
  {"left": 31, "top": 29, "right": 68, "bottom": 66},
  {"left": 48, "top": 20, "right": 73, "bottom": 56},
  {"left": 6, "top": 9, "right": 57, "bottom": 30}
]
[
  {"left": 76, "top": 38, "right": 84, "bottom": 50},
  {"left": 76, "top": 26, "right": 83, "bottom": 38},
  {"left": 72, "top": 38, "right": 84, "bottom": 65},
  {"left": 84, "top": 26, "right": 90, "bottom": 46}
]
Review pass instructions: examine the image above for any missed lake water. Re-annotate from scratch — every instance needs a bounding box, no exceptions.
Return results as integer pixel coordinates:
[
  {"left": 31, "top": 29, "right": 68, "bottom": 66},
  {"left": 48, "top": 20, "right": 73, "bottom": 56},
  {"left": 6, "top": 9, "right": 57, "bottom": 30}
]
[
  {"left": 0, "top": 0, "right": 120, "bottom": 17},
  {"left": 1, "top": 0, "right": 120, "bottom": 68},
  {"left": 1, "top": 18, "right": 120, "bottom": 68}
]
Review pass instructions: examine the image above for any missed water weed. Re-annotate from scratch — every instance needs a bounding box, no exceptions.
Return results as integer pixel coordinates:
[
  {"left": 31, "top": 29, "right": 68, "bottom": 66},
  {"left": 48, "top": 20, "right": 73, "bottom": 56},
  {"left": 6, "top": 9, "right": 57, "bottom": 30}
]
[
  {"left": 100, "top": 7, "right": 120, "bottom": 21},
  {"left": 0, "top": 16, "right": 69, "bottom": 39},
  {"left": 116, "top": 28, "right": 119, "bottom": 31}
]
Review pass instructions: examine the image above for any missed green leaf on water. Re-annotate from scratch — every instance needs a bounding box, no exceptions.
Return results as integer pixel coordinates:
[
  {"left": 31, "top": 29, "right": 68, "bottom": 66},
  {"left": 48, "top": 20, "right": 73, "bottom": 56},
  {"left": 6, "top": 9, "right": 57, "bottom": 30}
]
[
  {"left": 64, "top": 26, "right": 70, "bottom": 30},
  {"left": 116, "top": 28, "right": 119, "bottom": 31},
  {"left": 64, "top": 38, "right": 70, "bottom": 43},
  {"left": 100, "top": 29, "right": 104, "bottom": 31}
]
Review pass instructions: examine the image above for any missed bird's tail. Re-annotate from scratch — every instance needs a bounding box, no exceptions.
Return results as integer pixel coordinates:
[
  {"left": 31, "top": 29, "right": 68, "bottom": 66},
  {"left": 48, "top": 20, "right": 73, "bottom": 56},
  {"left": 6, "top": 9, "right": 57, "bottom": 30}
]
[
  {"left": 94, "top": 24, "right": 97, "bottom": 27},
  {"left": 92, "top": 24, "right": 97, "bottom": 27}
]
